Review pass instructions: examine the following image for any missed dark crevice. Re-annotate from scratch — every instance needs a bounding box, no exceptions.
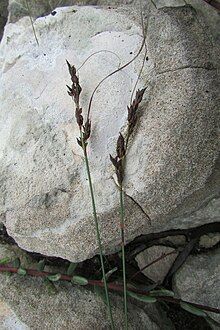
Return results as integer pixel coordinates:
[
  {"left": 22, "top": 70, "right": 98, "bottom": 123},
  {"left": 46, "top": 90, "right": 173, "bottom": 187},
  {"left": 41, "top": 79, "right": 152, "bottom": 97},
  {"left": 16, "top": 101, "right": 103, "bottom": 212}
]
[
  {"left": 129, "top": 222, "right": 220, "bottom": 247},
  {"left": 0, "top": 0, "right": 8, "bottom": 41},
  {"left": 126, "top": 222, "right": 220, "bottom": 260},
  {"left": 0, "top": 223, "right": 16, "bottom": 245},
  {"left": 125, "top": 192, "right": 152, "bottom": 223}
]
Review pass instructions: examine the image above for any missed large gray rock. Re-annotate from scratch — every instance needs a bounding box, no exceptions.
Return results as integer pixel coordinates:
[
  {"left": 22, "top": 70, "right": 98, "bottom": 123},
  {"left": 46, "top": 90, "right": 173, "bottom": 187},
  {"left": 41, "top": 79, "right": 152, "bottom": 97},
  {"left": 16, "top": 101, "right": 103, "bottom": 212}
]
[
  {"left": 0, "top": 4, "right": 219, "bottom": 261},
  {"left": 0, "top": 243, "right": 172, "bottom": 330},
  {"left": 7, "top": 0, "right": 136, "bottom": 22},
  {"left": 7, "top": 0, "right": 220, "bottom": 44},
  {"left": 173, "top": 249, "right": 220, "bottom": 328}
]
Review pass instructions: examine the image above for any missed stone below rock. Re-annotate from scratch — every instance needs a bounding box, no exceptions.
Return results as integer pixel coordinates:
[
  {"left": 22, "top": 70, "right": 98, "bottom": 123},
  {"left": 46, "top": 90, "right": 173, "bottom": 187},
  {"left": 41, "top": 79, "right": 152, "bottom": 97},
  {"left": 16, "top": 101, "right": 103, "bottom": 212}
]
[
  {"left": 199, "top": 233, "right": 220, "bottom": 249},
  {"left": 0, "top": 4, "right": 219, "bottom": 262},
  {"left": 173, "top": 249, "right": 220, "bottom": 329},
  {"left": 136, "top": 245, "right": 177, "bottom": 282},
  {"left": 158, "top": 235, "right": 186, "bottom": 247},
  {"left": 0, "top": 243, "right": 172, "bottom": 330}
]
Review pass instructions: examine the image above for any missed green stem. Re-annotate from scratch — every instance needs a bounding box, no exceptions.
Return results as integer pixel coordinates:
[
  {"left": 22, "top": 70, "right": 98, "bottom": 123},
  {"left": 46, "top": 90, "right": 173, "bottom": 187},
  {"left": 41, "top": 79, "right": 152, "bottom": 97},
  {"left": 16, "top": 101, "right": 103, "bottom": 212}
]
[
  {"left": 80, "top": 130, "right": 115, "bottom": 330},
  {"left": 120, "top": 184, "right": 128, "bottom": 329}
]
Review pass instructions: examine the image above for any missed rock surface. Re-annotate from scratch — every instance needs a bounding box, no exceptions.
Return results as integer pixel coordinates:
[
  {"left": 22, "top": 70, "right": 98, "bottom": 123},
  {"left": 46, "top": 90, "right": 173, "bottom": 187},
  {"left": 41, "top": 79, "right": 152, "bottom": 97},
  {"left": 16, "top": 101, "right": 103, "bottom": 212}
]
[
  {"left": 0, "top": 243, "right": 172, "bottom": 330},
  {"left": 7, "top": 0, "right": 140, "bottom": 23},
  {"left": 0, "top": 278, "right": 162, "bottom": 330},
  {"left": 173, "top": 249, "right": 220, "bottom": 328},
  {"left": 6, "top": 0, "right": 220, "bottom": 47},
  {"left": 0, "top": 4, "right": 219, "bottom": 262},
  {"left": 0, "top": 298, "right": 28, "bottom": 330},
  {"left": 168, "top": 196, "right": 220, "bottom": 231},
  {"left": 136, "top": 245, "right": 177, "bottom": 282}
]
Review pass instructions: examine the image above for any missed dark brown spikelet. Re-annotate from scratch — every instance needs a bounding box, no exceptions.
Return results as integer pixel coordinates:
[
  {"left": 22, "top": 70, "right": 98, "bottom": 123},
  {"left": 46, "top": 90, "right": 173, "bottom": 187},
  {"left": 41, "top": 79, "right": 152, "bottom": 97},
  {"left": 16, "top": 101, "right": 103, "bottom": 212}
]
[
  {"left": 75, "top": 107, "right": 83, "bottom": 127},
  {"left": 66, "top": 60, "right": 76, "bottom": 82},
  {"left": 127, "top": 87, "right": 146, "bottom": 137},
  {"left": 136, "top": 88, "right": 146, "bottom": 103},
  {"left": 83, "top": 119, "right": 91, "bottom": 141},
  {"left": 66, "top": 85, "right": 73, "bottom": 96},
  {"left": 116, "top": 133, "right": 126, "bottom": 159},
  {"left": 110, "top": 154, "right": 119, "bottom": 168},
  {"left": 66, "top": 60, "right": 82, "bottom": 106},
  {"left": 111, "top": 88, "right": 146, "bottom": 185},
  {"left": 66, "top": 60, "right": 92, "bottom": 149},
  {"left": 77, "top": 138, "right": 82, "bottom": 147},
  {"left": 110, "top": 133, "right": 126, "bottom": 185},
  {"left": 110, "top": 155, "right": 124, "bottom": 185},
  {"left": 116, "top": 159, "right": 124, "bottom": 186}
]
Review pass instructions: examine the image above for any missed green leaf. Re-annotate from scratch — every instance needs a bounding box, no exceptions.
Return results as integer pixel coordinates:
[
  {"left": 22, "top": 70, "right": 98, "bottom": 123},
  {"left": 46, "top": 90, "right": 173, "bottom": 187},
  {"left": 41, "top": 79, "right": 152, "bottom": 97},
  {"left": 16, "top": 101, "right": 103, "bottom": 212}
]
[
  {"left": 17, "top": 267, "right": 27, "bottom": 276},
  {"left": 94, "top": 285, "right": 107, "bottom": 305},
  {"left": 37, "top": 259, "right": 45, "bottom": 271},
  {"left": 67, "top": 262, "right": 78, "bottom": 276},
  {"left": 129, "top": 282, "right": 158, "bottom": 293},
  {"left": 44, "top": 278, "right": 58, "bottom": 295},
  {"left": 47, "top": 273, "right": 61, "bottom": 282},
  {"left": 5, "top": 271, "right": 13, "bottom": 277},
  {"left": 0, "top": 257, "right": 11, "bottom": 265},
  {"left": 180, "top": 302, "right": 207, "bottom": 317},
  {"left": 127, "top": 291, "right": 157, "bottom": 303},
  {"left": 12, "top": 258, "right": 21, "bottom": 268},
  {"left": 71, "top": 275, "right": 88, "bottom": 286},
  {"left": 105, "top": 267, "right": 118, "bottom": 281},
  {"left": 150, "top": 289, "right": 175, "bottom": 297},
  {"left": 127, "top": 283, "right": 138, "bottom": 290}
]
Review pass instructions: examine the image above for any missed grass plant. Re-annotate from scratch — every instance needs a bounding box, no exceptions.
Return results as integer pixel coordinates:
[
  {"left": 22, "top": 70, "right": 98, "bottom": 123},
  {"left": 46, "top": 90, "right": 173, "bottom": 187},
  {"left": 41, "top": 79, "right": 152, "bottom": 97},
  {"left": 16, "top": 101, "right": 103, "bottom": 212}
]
[{"left": 66, "top": 61, "right": 115, "bottom": 329}]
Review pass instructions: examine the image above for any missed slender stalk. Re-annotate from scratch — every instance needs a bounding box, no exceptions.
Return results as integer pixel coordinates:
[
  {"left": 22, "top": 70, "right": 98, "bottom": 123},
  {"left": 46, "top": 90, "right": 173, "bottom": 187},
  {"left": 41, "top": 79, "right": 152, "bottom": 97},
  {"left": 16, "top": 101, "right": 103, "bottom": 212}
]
[
  {"left": 80, "top": 130, "right": 115, "bottom": 330},
  {"left": 119, "top": 184, "right": 128, "bottom": 329},
  {"left": 66, "top": 60, "right": 114, "bottom": 329},
  {"left": 110, "top": 89, "right": 147, "bottom": 329}
]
